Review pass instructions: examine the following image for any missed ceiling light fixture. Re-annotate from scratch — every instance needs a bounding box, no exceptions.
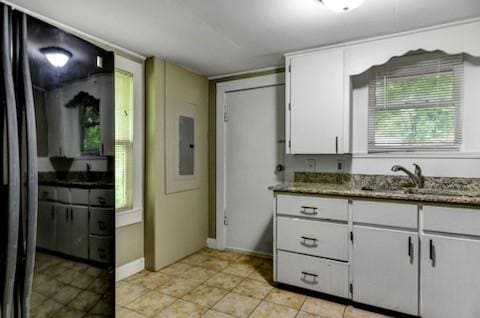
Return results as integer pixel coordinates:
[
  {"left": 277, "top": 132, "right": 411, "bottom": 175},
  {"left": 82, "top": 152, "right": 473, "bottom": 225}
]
[
  {"left": 40, "top": 47, "right": 72, "bottom": 68},
  {"left": 321, "top": 0, "right": 365, "bottom": 12}
]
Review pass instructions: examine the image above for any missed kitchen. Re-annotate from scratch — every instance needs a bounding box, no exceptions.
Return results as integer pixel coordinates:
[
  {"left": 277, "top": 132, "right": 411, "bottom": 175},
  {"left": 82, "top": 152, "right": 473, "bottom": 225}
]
[{"left": 1, "top": 0, "right": 479, "bottom": 317}]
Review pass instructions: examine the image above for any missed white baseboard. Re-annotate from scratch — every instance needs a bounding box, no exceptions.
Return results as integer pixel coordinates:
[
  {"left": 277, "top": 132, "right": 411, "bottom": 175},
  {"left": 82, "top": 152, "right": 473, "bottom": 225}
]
[
  {"left": 116, "top": 257, "right": 145, "bottom": 281},
  {"left": 225, "top": 246, "right": 273, "bottom": 259},
  {"left": 206, "top": 238, "right": 217, "bottom": 249}
]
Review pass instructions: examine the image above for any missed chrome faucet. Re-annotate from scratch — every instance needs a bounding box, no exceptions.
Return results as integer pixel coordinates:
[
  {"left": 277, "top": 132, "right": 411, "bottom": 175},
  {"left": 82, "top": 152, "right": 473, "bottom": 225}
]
[{"left": 391, "top": 164, "right": 425, "bottom": 188}]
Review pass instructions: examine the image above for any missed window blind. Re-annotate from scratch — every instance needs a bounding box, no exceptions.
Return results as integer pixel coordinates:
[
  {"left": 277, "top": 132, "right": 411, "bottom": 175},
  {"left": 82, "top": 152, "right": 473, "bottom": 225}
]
[
  {"left": 115, "top": 69, "right": 134, "bottom": 210},
  {"left": 368, "top": 51, "right": 463, "bottom": 152}
]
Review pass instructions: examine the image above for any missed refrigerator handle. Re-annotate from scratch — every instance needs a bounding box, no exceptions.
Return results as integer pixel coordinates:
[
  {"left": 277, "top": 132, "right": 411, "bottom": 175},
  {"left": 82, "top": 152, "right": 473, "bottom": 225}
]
[
  {"left": 1, "top": 5, "right": 21, "bottom": 318},
  {"left": 18, "top": 12, "right": 38, "bottom": 317}
]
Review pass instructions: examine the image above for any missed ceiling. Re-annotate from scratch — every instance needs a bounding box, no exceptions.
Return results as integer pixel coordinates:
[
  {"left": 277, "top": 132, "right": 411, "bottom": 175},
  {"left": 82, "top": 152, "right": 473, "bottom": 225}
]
[{"left": 8, "top": 0, "right": 480, "bottom": 77}]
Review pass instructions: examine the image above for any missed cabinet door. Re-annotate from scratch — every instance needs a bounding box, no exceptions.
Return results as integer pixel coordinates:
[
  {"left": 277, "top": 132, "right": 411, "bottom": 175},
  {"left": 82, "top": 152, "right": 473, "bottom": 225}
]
[
  {"left": 37, "top": 202, "right": 56, "bottom": 250},
  {"left": 421, "top": 235, "right": 480, "bottom": 318},
  {"left": 353, "top": 226, "right": 419, "bottom": 316},
  {"left": 70, "top": 206, "right": 89, "bottom": 259},
  {"left": 55, "top": 204, "right": 71, "bottom": 255},
  {"left": 46, "top": 89, "right": 64, "bottom": 157},
  {"left": 99, "top": 75, "right": 114, "bottom": 156},
  {"left": 288, "top": 48, "right": 344, "bottom": 154}
]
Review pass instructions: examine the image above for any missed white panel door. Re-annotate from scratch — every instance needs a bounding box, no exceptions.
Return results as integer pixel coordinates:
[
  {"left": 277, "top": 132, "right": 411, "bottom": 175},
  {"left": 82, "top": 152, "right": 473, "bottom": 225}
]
[
  {"left": 225, "top": 84, "right": 284, "bottom": 254},
  {"left": 71, "top": 206, "right": 89, "bottom": 259},
  {"left": 353, "top": 226, "right": 419, "bottom": 316},
  {"left": 421, "top": 234, "right": 480, "bottom": 318},
  {"left": 55, "top": 204, "right": 71, "bottom": 255},
  {"left": 288, "top": 48, "right": 344, "bottom": 154}
]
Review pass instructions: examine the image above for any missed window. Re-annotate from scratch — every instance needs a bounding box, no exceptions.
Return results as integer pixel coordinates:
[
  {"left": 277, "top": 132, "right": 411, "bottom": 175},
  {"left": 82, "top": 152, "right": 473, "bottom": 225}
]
[
  {"left": 115, "top": 69, "right": 134, "bottom": 210},
  {"left": 368, "top": 51, "right": 463, "bottom": 152},
  {"left": 81, "top": 103, "right": 100, "bottom": 155}
]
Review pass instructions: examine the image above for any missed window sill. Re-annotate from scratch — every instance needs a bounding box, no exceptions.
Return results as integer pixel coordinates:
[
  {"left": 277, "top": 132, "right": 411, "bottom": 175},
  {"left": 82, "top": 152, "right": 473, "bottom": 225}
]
[
  {"left": 352, "top": 152, "right": 480, "bottom": 159},
  {"left": 116, "top": 208, "right": 143, "bottom": 228}
]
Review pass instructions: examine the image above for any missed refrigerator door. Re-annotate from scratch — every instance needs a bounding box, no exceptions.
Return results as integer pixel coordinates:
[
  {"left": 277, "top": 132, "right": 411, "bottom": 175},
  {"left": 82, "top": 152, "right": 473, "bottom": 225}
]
[
  {"left": 14, "top": 11, "right": 39, "bottom": 317},
  {"left": 1, "top": 4, "right": 21, "bottom": 318}
]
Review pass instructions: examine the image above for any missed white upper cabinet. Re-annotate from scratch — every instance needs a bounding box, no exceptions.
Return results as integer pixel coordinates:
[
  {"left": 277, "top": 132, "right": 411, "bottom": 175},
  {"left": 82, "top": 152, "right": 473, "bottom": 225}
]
[{"left": 286, "top": 47, "right": 346, "bottom": 154}]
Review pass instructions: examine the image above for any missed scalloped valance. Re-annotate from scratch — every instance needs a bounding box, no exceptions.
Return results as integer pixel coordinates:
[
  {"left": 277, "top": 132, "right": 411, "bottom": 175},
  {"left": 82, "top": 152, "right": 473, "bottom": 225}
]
[{"left": 345, "top": 19, "right": 480, "bottom": 77}]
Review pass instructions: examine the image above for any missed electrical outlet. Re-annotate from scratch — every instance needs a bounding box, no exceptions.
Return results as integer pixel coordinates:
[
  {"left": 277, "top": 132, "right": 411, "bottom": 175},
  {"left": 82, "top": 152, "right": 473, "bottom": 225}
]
[
  {"left": 305, "top": 159, "right": 316, "bottom": 172},
  {"left": 336, "top": 160, "right": 345, "bottom": 172}
]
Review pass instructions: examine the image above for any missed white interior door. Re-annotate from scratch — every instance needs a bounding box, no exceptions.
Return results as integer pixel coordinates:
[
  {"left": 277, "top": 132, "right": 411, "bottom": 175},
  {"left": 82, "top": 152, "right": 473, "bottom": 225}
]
[{"left": 224, "top": 84, "right": 284, "bottom": 255}]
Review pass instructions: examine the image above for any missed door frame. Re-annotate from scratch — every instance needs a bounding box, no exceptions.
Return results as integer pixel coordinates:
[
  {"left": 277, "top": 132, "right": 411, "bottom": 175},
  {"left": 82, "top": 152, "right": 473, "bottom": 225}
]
[{"left": 216, "top": 73, "right": 285, "bottom": 250}]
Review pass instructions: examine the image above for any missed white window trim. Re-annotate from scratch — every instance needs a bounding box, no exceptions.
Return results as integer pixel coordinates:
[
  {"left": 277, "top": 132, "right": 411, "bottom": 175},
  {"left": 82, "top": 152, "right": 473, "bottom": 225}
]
[{"left": 115, "top": 55, "right": 144, "bottom": 228}]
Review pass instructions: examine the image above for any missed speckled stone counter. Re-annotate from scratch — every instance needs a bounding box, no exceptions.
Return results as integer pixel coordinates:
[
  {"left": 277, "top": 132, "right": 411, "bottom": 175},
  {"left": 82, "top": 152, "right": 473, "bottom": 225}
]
[
  {"left": 270, "top": 173, "right": 480, "bottom": 207},
  {"left": 39, "top": 171, "right": 113, "bottom": 189}
]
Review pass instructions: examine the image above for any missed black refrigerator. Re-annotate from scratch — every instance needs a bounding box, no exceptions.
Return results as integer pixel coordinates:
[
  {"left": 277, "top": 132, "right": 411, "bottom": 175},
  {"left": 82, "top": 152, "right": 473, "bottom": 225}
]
[{"left": 1, "top": 3, "right": 115, "bottom": 317}]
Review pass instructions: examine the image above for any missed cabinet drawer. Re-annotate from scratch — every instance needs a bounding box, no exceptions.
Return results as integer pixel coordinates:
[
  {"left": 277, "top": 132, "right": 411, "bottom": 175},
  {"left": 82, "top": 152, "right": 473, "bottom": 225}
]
[
  {"left": 56, "top": 187, "right": 70, "bottom": 204},
  {"left": 71, "top": 188, "right": 89, "bottom": 205},
  {"left": 90, "top": 189, "right": 114, "bottom": 207},
  {"left": 353, "top": 200, "right": 418, "bottom": 229},
  {"left": 423, "top": 205, "right": 480, "bottom": 236},
  {"left": 89, "top": 208, "right": 114, "bottom": 236},
  {"left": 277, "top": 250, "right": 349, "bottom": 298},
  {"left": 39, "top": 186, "right": 57, "bottom": 201},
  {"left": 277, "top": 194, "right": 348, "bottom": 221},
  {"left": 89, "top": 234, "right": 113, "bottom": 263},
  {"left": 277, "top": 217, "right": 348, "bottom": 261}
]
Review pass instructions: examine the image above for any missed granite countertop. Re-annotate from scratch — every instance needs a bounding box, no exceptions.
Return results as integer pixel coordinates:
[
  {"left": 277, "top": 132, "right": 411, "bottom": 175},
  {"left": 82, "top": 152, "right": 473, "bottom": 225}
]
[
  {"left": 39, "top": 180, "right": 113, "bottom": 189},
  {"left": 270, "top": 173, "right": 480, "bottom": 207},
  {"left": 38, "top": 171, "right": 113, "bottom": 189}
]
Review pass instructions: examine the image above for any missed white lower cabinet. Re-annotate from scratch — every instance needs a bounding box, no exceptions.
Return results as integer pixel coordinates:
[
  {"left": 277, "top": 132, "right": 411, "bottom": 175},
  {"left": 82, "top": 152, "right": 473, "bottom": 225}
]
[
  {"left": 275, "top": 194, "right": 480, "bottom": 317},
  {"left": 421, "top": 234, "right": 480, "bottom": 318},
  {"left": 70, "top": 206, "right": 89, "bottom": 259},
  {"left": 277, "top": 250, "right": 349, "bottom": 298},
  {"left": 37, "top": 201, "right": 56, "bottom": 250},
  {"left": 55, "top": 204, "right": 89, "bottom": 259},
  {"left": 353, "top": 226, "right": 419, "bottom": 316},
  {"left": 56, "top": 204, "right": 71, "bottom": 255}
]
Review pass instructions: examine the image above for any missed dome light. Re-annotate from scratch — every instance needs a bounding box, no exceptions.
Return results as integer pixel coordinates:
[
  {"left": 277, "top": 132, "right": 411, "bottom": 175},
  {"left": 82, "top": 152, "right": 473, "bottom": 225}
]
[
  {"left": 40, "top": 47, "right": 72, "bottom": 68},
  {"left": 321, "top": 0, "right": 365, "bottom": 12}
]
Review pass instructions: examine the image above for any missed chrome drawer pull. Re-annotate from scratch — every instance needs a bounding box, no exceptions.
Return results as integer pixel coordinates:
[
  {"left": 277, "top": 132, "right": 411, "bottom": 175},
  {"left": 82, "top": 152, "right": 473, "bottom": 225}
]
[
  {"left": 300, "top": 236, "right": 318, "bottom": 247},
  {"left": 301, "top": 271, "right": 318, "bottom": 284},
  {"left": 300, "top": 206, "right": 318, "bottom": 215}
]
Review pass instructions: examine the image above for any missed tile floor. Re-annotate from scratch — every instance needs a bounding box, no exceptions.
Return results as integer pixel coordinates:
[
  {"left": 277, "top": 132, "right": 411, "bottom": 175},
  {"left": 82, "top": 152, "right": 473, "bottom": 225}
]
[
  {"left": 31, "top": 252, "right": 114, "bottom": 317},
  {"left": 116, "top": 248, "right": 392, "bottom": 318}
]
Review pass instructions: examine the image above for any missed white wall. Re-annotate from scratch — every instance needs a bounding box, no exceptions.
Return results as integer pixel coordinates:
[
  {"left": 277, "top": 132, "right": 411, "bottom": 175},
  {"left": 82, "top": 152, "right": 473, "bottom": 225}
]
[{"left": 286, "top": 55, "right": 480, "bottom": 180}]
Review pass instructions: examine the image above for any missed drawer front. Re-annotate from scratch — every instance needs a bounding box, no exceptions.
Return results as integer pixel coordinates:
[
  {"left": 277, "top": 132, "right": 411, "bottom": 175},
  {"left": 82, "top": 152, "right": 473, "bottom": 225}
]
[
  {"left": 276, "top": 194, "right": 348, "bottom": 221},
  {"left": 89, "top": 208, "right": 114, "bottom": 236},
  {"left": 423, "top": 205, "right": 480, "bottom": 236},
  {"left": 71, "top": 188, "right": 89, "bottom": 205},
  {"left": 89, "top": 234, "right": 113, "bottom": 263},
  {"left": 90, "top": 189, "right": 114, "bottom": 207},
  {"left": 39, "top": 186, "right": 57, "bottom": 201},
  {"left": 56, "top": 187, "right": 70, "bottom": 204},
  {"left": 353, "top": 200, "right": 418, "bottom": 229},
  {"left": 277, "top": 250, "right": 349, "bottom": 298},
  {"left": 277, "top": 217, "right": 348, "bottom": 261}
]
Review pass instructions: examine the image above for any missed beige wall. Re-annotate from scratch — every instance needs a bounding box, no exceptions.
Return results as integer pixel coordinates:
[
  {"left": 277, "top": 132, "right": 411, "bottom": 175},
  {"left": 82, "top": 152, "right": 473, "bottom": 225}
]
[
  {"left": 116, "top": 223, "right": 144, "bottom": 266},
  {"left": 207, "top": 68, "right": 285, "bottom": 238},
  {"left": 145, "top": 57, "right": 209, "bottom": 271}
]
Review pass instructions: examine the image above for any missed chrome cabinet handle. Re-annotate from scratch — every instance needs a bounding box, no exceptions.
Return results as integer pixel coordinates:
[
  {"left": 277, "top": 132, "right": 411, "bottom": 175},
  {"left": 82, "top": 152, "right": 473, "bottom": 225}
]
[
  {"left": 429, "top": 239, "right": 436, "bottom": 267},
  {"left": 301, "top": 236, "right": 318, "bottom": 247},
  {"left": 408, "top": 236, "right": 414, "bottom": 264},
  {"left": 300, "top": 206, "right": 318, "bottom": 215},
  {"left": 301, "top": 271, "right": 318, "bottom": 284},
  {"left": 98, "top": 196, "right": 106, "bottom": 205}
]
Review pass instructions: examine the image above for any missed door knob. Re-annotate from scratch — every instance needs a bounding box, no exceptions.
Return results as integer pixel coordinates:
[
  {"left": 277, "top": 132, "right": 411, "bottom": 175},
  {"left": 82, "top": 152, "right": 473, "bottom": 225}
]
[{"left": 275, "top": 164, "right": 284, "bottom": 173}]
